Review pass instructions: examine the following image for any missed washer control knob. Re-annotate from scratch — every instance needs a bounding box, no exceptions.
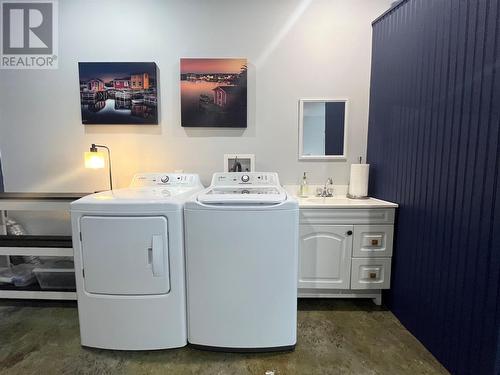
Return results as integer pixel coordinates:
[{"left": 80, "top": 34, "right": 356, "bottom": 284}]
[
  {"left": 241, "top": 175, "right": 250, "bottom": 183},
  {"left": 161, "top": 176, "right": 170, "bottom": 183}
]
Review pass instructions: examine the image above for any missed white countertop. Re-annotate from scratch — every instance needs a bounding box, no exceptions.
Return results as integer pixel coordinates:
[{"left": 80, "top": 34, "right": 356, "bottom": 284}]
[
  {"left": 296, "top": 196, "right": 398, "bottom": 208},
  {"left": 284, "top": 185, "right": 398, "bottom": 209}
]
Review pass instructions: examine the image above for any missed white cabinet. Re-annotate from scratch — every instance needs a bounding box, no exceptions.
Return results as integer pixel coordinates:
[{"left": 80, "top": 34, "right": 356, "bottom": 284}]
[
  {"left": 299, "top": 225, "right": 353, "bottom": 289},
  {"left": 298, "top": 207, "right": 396, "bottom": 305}
]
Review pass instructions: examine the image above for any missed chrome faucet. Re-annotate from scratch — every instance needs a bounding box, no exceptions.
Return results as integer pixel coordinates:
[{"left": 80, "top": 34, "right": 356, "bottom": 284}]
[{"left": 317, "top": 177, "right": 334, "bottom": 197}]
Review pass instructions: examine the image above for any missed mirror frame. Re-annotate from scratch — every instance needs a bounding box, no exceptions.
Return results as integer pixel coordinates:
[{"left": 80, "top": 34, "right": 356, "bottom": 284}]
[{"left": 298, "top": 98, "right": 348, "bottom": 161}]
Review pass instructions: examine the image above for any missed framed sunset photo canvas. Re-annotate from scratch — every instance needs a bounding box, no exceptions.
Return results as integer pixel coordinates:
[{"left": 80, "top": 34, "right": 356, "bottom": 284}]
[
  {"left": 79, "top": 62, "right": 159, "bottom": 125},
  {"left": 180, "top": 58, "right": 247, "bottom": 128}
]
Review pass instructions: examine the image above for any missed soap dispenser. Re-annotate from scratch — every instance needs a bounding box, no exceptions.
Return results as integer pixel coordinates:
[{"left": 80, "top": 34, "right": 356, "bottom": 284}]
[{"left": 299, "top": 172, "right": 309, "bottom": 197}]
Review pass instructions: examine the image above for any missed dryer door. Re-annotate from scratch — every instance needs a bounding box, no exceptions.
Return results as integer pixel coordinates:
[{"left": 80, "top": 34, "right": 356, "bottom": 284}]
[{"left": 80, "top": 216, "right": 169, "bottom": 295}]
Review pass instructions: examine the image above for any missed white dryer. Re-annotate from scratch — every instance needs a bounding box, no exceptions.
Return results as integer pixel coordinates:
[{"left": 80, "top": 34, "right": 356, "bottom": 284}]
[
  {"left": 71, "top": 173, "right": 203, "bottom": 350},
  {"left": 184, "top": 172, "right": 299, "bottom": 352}
]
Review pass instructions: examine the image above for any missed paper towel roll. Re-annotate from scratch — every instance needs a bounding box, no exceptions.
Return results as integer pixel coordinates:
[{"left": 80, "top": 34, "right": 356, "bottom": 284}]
[{"left": 349, "top": 164, "right": 369, "bottom": 198}]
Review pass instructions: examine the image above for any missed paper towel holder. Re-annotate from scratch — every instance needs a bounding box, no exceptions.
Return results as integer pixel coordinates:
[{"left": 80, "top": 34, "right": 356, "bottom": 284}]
[
  {"left": 347, "top": 156, "right": 370, "bottom": 199},
  {"left": 347, "top": 193, "right": 370, "bottom": 199}
]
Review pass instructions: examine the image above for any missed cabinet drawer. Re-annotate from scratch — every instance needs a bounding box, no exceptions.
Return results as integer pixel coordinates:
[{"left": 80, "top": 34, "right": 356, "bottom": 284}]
[
  {"left": 353, "top": 225, "right": 393, "bottom": 258},
  {"left": 350, "top": 258, "right": 391, "bottom": 290}
]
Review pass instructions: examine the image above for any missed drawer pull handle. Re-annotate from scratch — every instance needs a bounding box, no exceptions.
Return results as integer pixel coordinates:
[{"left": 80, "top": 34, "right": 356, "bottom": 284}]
[
  {"left": 369, "top": 272, "right": 377, "bottom": 279},
  {"left": 371, "top": 239, "right": 379, "bottom": 246},
  {"left": 346, "top": 230, "right": 353, "bottom": 236}
]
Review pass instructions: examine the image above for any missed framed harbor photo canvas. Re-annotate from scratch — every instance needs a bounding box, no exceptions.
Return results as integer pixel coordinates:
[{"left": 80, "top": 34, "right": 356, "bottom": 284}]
[
  {"left": 180, "top": 58, "right": 247, "bottom": 128},
  {"left": 79, "top": 62, "right": 158, "bottom": 124}
]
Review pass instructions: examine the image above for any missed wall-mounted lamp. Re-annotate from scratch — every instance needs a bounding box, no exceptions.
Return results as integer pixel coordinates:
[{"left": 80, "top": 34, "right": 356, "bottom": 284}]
[{"left": 84, "top": 144, "right": 113, "bottom": 190}]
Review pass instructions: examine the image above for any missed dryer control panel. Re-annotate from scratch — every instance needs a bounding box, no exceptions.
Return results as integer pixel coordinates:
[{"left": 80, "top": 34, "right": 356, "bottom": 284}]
[
  {"left": 210, "top": 172, "right": 280, "bottom": 187},
  {"left": 130, "top": 173, "right": 202, "bottom": 187}
]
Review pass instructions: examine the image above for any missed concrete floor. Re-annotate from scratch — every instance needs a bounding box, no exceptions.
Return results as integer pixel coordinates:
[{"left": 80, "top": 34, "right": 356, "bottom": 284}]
[{"left": 0, "top": 299, "right": 448, "bottom": 375}]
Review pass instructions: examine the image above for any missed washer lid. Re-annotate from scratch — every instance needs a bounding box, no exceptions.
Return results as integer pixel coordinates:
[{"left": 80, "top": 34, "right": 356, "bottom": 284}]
[{"left": 197, "top": 186, "right": 287, "bottom": 205}]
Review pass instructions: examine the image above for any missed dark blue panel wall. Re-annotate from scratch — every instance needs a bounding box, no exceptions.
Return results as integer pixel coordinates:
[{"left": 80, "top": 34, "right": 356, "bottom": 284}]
[
  {"left": 325, "top": 102, "right": 345, "bottom": 155},
  {"left": 0, "top": 157, "right": 3, "bottom": 192},
  {"left": 367, "top": 0, "right": 500, "bottom": 374}
]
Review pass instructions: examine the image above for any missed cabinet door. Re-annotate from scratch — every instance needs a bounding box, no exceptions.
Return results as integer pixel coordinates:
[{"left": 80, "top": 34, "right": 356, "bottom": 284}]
[{"left": 299, "top": 224, "right": 353, "bottom": 289}]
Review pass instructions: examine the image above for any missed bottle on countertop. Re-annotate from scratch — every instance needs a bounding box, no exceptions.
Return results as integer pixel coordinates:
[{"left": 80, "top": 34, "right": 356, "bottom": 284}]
[{"left": 299, "top": 172, "right": 309, "bottom": 197}]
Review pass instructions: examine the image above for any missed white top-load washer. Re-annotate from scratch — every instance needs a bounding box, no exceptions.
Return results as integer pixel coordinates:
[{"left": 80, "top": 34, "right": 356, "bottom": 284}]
[
  {"left": 184, "top": 172, "right": 299, "bottom": 352},
  {"left": 71, "top": 173, "right": 203, "bottom": 350}
]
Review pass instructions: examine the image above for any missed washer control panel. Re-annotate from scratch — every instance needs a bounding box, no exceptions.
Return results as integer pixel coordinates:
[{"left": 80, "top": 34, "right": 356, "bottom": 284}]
[
  {"left": 130, "top": 173, "right": 201, "bottom": 187},
  {"left": 211, "top": 172, "right": 280, "bottom": 187}
]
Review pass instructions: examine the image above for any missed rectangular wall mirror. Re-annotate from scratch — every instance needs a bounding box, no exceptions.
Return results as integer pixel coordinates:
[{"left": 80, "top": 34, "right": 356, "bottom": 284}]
[{"left": 298, "top": 99, "right": 348, "bottom": 160}]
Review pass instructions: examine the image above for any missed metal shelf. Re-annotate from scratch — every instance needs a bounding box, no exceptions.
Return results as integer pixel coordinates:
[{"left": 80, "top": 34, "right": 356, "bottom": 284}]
[
  {"left": 0, "top": 192, "right": 88, "bottom": 301},
  {"left": 0, "top": 247, "right": 73, "bottom": 257},
  {"left": 0, "top": 234, "right": 72, "bottom": 246},
  {"left": 0, "top": 193, "right": 88, "bottom": 212},
  {"left": 0, "top": 290, "right": 76, "bottom": 300},
  {"left": 0, "top": 282, "right": 76, "bottom": 300},
  {"left": 0, "top": 235, "right": 73, "bottom": 257}
]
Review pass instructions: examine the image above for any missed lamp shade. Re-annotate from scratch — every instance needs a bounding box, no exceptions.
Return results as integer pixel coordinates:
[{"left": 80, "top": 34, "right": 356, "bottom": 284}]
[{"left": 84, "top": 151, "right": 106, "bottom": 169}]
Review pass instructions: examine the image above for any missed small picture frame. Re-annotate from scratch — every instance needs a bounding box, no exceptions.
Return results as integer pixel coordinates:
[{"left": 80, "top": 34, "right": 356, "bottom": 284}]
[{"left": 224, "top": 154, "right": 255, "bottom": 172}]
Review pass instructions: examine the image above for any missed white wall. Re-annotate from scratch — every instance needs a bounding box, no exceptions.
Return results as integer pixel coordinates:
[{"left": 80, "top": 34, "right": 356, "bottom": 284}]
[{"left": 0, "top": 0, "right": 391, "bottom": 191}]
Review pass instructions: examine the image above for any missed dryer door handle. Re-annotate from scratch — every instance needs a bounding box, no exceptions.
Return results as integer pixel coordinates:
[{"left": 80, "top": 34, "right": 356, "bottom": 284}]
[{"left": 151, "top": 235, "right": 165, "bottom": 277}]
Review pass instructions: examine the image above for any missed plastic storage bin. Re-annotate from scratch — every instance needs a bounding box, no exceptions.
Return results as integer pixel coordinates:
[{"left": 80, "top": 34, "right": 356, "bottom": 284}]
[
  {"left": 0, "top": 264, "right": 37, "bottom": 287},
  {"left": 33, "top": 259, "right": 76, "bottom": 290}
]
